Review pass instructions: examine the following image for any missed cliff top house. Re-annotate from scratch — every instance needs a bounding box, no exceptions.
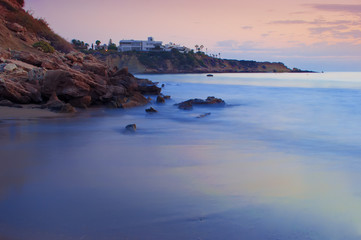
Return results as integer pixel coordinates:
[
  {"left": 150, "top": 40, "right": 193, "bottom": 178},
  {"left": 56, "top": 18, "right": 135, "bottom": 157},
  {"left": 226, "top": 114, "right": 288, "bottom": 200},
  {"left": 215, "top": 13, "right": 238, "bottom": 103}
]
[{"left": 118, "top": 37, "right": 163, "bottom": 52}]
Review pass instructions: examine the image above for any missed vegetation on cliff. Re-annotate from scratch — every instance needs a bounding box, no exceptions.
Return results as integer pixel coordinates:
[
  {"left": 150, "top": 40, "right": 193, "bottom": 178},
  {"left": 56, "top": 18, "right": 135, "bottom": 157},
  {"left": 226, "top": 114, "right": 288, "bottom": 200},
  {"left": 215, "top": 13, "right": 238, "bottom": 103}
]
[
  {"left": 0, "top": 0, "right": 161, "bottom": 112},
  {"left": 93, "top": 50, "right": 307, "bottom": 74},
  {"left": 0, "top": 0, "right": 73, "bottom": 53}
]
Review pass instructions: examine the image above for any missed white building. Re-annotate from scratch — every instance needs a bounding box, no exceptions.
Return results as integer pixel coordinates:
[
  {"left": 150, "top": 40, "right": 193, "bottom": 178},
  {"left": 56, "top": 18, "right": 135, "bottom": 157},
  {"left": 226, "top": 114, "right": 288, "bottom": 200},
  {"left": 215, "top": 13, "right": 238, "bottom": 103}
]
[
  {"left": 163, "top": 42, "right": 191, "bottom": 53},
  {"left": 118, "top": 37, "right": 163, "bottom": 52},
  {"left": 95, "top": 44, "right": 108, "bottom": 51}
]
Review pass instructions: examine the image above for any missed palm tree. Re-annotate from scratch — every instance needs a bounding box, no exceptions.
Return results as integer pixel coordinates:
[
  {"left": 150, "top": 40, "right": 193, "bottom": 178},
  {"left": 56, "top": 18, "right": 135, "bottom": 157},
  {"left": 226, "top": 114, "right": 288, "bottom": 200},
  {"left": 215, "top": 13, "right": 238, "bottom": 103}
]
[
  {"left": 96, "top": 40, "right": 101, "bottom": 46},
  {"left": 195, "top": 45, "right": 199, "bottom": 52}
]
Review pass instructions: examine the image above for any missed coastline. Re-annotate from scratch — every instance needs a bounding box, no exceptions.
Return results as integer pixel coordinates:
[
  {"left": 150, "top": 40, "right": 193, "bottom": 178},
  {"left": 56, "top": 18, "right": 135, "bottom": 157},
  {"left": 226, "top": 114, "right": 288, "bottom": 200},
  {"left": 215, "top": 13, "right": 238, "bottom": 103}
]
[{"left": 0, "top": 105, "right": 71, "bottom": 120}]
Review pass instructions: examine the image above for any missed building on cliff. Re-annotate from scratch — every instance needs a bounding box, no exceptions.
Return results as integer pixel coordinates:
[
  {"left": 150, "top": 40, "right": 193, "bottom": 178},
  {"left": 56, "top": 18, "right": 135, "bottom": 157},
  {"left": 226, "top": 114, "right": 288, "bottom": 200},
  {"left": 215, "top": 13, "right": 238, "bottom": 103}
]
[
  {"left": 118, "top": 37, "right": 163, "bottom": 52},
  {"left": 163, "top": 43, "right": 191, "bottom": 53}
]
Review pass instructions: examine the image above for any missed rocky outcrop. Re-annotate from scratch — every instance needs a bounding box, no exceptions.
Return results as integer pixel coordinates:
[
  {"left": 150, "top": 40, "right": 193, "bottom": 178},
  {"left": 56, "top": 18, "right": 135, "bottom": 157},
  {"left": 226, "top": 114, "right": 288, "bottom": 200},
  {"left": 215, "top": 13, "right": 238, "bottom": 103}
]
[
  {"left": 0, "top": 1, "right": 161, "bottom": 113},
  {"left": 177, "top": 96, "right": 225, "bottom": 110},
  {"left": 0, "top": 49, "right": 161, "bottom": 111}
]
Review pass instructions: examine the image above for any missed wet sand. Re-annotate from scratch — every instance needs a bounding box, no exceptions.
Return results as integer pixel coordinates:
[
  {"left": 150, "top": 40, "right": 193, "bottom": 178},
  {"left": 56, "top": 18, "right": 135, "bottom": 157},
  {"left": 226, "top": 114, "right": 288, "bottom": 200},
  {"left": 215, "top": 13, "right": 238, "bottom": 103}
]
[{"left": 0, "top": 106, "right": 70, "bottom": 120}]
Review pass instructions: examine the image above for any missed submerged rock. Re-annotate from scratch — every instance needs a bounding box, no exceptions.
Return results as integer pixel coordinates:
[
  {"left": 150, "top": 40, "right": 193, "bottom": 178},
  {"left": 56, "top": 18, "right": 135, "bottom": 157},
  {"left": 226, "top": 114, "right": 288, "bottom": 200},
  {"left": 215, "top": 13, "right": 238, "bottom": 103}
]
[
  {"left": 145, "top": 107, "right": 158, "bottom": 113},
  {"left": 156, "top": 95, "right": 165, "bottom": 104},
  {"left": 125, "top": 124, "right": 137, "bottom": 132},
  {"left": 197, "top": 112, "right": 211, "bottom": 118},
  {"left": 177, "top": 96, "right": 225, "bottom": 110}
]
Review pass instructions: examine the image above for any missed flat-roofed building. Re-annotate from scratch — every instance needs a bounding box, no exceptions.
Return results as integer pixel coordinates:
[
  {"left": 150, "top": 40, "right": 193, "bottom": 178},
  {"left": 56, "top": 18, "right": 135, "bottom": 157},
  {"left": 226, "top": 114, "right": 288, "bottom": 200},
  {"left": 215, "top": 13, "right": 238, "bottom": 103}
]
[{"left": 118, "top": 37, "right": 163, "bottom": 52}]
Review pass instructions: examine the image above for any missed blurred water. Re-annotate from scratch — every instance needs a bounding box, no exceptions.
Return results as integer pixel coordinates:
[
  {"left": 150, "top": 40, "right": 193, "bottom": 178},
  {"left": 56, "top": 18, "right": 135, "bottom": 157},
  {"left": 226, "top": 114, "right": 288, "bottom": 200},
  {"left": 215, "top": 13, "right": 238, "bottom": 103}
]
[{"left": 1, "top": 72, "right": 361, "bottom": 239}]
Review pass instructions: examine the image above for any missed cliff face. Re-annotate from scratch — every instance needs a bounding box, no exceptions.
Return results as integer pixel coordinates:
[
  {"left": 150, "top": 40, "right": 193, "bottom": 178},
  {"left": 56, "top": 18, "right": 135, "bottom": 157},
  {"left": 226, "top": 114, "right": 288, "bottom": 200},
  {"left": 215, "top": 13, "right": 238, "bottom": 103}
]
[
  {"left": 0, "top": 0, "right": 160, "bottom": 111},
  {"left": 94, "top": 51, "right": 297, "bottom": 74}
]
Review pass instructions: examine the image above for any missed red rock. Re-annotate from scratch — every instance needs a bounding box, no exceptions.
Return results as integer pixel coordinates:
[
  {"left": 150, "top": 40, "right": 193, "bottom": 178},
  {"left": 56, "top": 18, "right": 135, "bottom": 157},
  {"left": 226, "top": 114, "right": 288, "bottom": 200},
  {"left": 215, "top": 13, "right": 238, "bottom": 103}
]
[
  {"left": 120, "top": 92, "right": 148, "bottom": 109},
  {"left": 156, "top": 95, "right": 165, "bottom": 103},
  {"left": 82, "top": 61, "right": 107, "bottom": 76},
  {"left": 42, "top": 70, "right": 90, "bottom": 99},
  {"left": 0, "top": 78, "right": 31, "bottom": 103},
  {"left": 11, "top": 51, "right": 42, "bottom": 67},
  {"left": 43, "top": 92, "right": 76, "bottom": 113},
  {"left": 69, "top": 95, "right": 92, "bottom": 108},
  {"left": 6, "top": 22, "right": 25, "bottom": 33}
]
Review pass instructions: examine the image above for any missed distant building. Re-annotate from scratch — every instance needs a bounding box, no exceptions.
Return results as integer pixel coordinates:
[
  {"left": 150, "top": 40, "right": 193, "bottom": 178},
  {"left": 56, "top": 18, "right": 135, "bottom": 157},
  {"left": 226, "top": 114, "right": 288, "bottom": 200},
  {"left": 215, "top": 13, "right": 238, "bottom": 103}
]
[
  {"left": 118, "top": 37, "right": 163, "bottom": 52},
  {"left": 163, "top": 42, "right": 191, "bottom": 53},
  {"left": 95, "top": 44, "right": 108, "bottom": 51}
]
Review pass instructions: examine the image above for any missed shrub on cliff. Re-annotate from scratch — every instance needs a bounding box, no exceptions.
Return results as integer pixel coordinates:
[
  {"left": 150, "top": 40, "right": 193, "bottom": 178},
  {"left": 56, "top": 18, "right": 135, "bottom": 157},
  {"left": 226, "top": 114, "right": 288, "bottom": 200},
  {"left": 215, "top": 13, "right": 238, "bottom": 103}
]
[
  {"left": 4, "top": 7, "right": 73, "bottom": 53},
  {"left": 33, "top": 40, "right": 55, "bottom": 53}
]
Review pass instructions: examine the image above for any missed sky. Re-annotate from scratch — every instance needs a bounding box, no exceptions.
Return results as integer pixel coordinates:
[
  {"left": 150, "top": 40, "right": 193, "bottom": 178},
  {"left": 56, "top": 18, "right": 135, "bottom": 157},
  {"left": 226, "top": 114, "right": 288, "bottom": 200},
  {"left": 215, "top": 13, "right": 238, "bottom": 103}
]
[{"left": 25, "top": 0, "right": 361, "bottom": 71}]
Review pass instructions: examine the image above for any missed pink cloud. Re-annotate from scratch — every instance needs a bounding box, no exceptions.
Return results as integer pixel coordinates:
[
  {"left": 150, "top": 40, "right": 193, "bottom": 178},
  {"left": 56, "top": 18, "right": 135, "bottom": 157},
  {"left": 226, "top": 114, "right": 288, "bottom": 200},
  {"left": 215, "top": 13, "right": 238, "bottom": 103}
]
[{"left": 310, "top": 4, "right": 361, "bottom": 14}]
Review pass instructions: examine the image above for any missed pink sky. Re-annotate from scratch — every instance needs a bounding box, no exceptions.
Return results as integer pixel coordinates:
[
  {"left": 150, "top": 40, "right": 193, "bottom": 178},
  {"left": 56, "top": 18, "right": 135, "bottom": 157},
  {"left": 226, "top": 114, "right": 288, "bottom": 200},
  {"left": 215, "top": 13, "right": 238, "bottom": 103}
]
[{"left": 25, "top": 0, "right": 361, "bottom": 71}]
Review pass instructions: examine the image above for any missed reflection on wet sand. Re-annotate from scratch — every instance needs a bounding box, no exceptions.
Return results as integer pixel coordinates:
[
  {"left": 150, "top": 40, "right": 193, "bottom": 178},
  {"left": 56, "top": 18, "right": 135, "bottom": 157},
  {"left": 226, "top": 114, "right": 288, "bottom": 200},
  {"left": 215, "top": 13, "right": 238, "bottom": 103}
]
[
  {"left": 0, "top": 123, "right": 40, "bottom": 201},
  {"left": 168, "top": 142, "right": 361, "bottom": 235}
]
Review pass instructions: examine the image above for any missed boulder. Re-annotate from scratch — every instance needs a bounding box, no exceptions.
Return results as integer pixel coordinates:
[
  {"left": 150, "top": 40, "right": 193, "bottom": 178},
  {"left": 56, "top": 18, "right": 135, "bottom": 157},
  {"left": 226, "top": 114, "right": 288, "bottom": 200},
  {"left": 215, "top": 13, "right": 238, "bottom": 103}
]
[
  {"left": 42, "top": 69, "right": 90, "bottom": 99},
  {"left": 145, "top": 107, "right": 158, "bottom": 113},
  {"left": 82, "top": 61, "right": 107, "bottom": 76},
  {"left": 156, "top": 95, "right": 165, "bottom": 103},
  {"left": 11, "top": 51, "right": 42, "bottom": 67},
  {"left": 20, "top": 82, "right": 42, "bottom": 103},
  {"left": 163, "top": 95, "right": 171, "bottom": 100},
  {"left": 125, "top": 124, "right": 137, "bottom": 132},
  {"left": 60, "top": 103, "right": 77, "bottom": 113},
  {"left": 69, "top": 95, "right": 92, "bottom": 108},
  {"left": 43, "top": 92, "right": 65, "bottom": 111},
  {"left": 3, "top": 63, "right": 17, "bottom": 72},
  {"left": 28, "top": 68, "right": 46, "bottom": 83},
  {"left": 120, "top": 92, "right": 148, "bottom": 109},
  {"left": 0, "top": 78, "right": 31, "bottom": 104},
  {"left": 7, "top": 59, "right": 37, "bottom": 71},
  {"left": 41, "top": 60, "right": 59, "bottom": 70},
  {"left": 6, "top": 22, "right": 25, "bottom": 33},
  {"left": 43, "top": 92, "right": 76, "bottom": 113},
  {"left": 178, "top": 101, "right": 193, "bottom": 110},
  {"left": 65, "top": 52, "right": 83, "bottom": 63},
  {"left": 177, "top": 96, "right": 225, "bottom": 110},
  {"left": 137, "top": 78, "right": 161, "bottom": 95}
]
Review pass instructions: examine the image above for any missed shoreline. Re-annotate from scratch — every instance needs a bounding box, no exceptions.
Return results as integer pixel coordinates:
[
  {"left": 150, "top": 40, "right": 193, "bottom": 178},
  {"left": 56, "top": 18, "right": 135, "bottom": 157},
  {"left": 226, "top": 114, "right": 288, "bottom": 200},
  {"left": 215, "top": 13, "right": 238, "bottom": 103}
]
[{"left": 0, "top": 105, "right": 72, "bottom": 121}]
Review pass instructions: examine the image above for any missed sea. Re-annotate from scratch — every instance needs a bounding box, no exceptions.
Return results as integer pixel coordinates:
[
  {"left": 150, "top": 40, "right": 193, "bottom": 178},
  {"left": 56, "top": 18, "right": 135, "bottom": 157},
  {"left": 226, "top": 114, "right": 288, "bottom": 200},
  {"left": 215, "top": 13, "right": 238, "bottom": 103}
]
[{"left": 1, "top": 72, "right": 361, "bottom": 240}]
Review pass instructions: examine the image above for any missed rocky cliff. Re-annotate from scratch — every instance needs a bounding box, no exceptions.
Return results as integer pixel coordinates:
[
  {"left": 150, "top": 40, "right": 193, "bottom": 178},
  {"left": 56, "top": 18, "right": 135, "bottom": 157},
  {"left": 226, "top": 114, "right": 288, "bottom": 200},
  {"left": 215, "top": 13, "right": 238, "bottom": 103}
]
[
  {"left": 94, "top": 50, "right": 306, "bottom": 74},
  {"left": 0, "top": 0, "right": 160, "bottom": 112}
]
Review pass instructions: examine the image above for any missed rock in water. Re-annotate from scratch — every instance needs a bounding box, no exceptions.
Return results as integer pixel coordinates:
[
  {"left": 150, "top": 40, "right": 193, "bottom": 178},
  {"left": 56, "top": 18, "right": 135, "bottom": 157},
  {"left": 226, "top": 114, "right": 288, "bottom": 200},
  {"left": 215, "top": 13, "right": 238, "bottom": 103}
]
[
  {"left": 125, "top": 124, "right": 137, "bottom": 132},
  {"left": 145, "top": 107, "right": 158, "bottom": 113},
  {"left": 197, "top": 112, "right": 211, "bottom": 118},
  {"left": 156, "top": 95, "right": 165, "bottom": 103},
  {"left": 177, "top": 96, "right": 225, "bottom": 110}
]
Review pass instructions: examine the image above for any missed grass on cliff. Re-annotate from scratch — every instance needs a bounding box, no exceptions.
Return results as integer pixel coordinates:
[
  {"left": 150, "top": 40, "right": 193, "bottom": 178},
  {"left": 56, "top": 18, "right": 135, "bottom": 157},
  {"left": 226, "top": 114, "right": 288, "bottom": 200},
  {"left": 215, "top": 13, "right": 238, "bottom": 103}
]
[
  {"left": 3, "top": 3, "right": 73, "bottom": 53},
  {"left": 33, "top": 40, "right": 55, "bottom": 53},
  {"left": 124, "top": 50, "right": 208, "bottom": 71}
]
